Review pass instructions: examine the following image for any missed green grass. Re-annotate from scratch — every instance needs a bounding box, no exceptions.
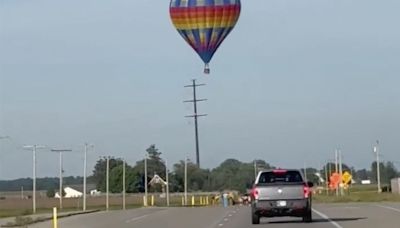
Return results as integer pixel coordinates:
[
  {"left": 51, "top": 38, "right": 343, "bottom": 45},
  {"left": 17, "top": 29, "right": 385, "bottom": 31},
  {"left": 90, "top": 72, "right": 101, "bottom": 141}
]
[{"left": 314, "top": 185, "right": 400, "bottom": 203}]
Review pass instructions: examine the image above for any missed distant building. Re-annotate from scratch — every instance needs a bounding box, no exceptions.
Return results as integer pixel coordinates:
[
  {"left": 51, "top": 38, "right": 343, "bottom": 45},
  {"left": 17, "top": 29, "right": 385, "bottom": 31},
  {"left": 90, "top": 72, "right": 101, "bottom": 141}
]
[
  {"left": 55, "top": 187, "right": 83, "bottom": 198},
  {"left": 361, "top": 180, "right": 371, "bottom": 185},
  {"left": 391, "top": 178, "right": 400, "bottom": 194},
  {"left": 90, "top": 189, "right": 101, "bottom": 196}
]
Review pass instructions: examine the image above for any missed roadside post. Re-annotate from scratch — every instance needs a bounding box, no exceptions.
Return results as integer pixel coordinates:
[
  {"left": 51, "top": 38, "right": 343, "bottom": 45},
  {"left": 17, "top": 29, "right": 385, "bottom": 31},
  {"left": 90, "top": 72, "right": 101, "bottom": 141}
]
[{"left": 52, "top": 207, "right": 58, "bottom": 228}]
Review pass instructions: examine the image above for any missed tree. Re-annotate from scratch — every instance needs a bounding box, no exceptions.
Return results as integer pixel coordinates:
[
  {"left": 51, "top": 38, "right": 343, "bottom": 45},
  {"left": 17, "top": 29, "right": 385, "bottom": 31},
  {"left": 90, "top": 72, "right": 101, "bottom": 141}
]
[
  {"left": 92, "top": 157, "right": 123, "bottom": 191},
  {"left": 355, "top": 169, "right": 370, "bottom": 181},
  {"left": 209, "top": 159, "right": 273, "bottom": 193},
  {"left": 129, "top": 145, "right": 166, "bottom": 193},
  {"left": 170, "top": 159, "right": 209, "bottom": 192}
]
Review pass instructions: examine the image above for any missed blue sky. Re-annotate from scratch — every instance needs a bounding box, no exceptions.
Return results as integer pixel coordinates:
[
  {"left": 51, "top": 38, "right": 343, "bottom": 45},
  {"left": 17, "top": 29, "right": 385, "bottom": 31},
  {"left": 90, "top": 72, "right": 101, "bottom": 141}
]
[{"left": 1, "top": 0, "right": 399, "bottom": 180}]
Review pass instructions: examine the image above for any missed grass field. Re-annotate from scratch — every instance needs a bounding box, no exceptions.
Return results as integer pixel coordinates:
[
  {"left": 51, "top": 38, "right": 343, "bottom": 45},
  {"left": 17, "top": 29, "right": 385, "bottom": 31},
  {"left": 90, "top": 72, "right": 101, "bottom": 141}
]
[
  {"left": 313, "top": 183, "right": 400, "bottom": 203},
  {"left": 314, "top": 192, "right": 400, "bottom": 203},
  {"left": 0, "top": 194, "right": 215, "bottom": 218}
]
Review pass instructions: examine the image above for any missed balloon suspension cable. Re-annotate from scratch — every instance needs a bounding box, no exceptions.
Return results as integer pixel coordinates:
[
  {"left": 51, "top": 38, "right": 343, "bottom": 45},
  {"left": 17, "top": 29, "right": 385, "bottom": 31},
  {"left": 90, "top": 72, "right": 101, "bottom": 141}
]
[{"left": 204, "top": 64, "right": 210, "bottom": 74}]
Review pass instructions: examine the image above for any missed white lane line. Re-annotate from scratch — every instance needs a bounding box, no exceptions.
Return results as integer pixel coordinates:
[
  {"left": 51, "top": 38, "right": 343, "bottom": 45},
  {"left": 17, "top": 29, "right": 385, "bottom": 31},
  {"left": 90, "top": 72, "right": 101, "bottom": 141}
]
[
  {"left": 312, "top": 209, "right": 343, "bottom": 228},
  {"left": 377, "top": 205, "right": 400, "bottom": 213},
  {"left": 125, "top": 214, "right": 148, "bottom": 223}
]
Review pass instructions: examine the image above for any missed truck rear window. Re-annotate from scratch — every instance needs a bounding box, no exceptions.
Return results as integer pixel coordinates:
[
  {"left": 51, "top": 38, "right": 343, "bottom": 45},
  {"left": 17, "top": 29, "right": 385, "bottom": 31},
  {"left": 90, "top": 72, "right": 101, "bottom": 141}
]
[{"left": 258, "top": 171, "right": 303, "bottom": 184}]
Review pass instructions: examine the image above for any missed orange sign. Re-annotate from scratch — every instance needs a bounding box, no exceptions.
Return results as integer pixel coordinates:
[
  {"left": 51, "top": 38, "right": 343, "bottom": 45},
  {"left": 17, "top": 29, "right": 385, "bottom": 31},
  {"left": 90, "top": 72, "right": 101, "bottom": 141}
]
[{"left": 329, "top": 173, "right": 340, "bottom": 190}]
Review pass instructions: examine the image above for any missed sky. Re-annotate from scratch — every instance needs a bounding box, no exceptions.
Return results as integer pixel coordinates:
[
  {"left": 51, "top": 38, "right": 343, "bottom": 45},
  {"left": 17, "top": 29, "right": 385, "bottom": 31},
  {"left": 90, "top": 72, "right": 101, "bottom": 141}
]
[{"left": 0, "top": 0, "right": 399, "bottom": 180}]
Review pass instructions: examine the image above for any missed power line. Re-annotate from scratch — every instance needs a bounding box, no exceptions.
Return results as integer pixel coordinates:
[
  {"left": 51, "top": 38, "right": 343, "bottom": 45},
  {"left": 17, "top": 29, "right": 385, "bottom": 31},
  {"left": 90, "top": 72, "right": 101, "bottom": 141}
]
[{"left": 184, "top": 79, "right": 207, "bottom": 168}]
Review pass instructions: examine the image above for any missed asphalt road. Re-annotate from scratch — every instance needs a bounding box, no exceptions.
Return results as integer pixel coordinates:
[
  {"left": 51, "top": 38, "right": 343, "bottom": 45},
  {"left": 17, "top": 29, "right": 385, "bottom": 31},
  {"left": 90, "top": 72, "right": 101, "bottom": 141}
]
[{"left": 29, "top": 203, "right": 400, "bottom": 228}]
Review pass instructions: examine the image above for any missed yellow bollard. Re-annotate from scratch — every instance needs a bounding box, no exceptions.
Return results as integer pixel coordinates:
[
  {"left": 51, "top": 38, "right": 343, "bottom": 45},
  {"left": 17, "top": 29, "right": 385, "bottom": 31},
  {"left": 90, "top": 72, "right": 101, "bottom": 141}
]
[
  {"left": 182, "top": 196, "right": 185, "bottom": 206},
  {"left": 151, "top": 195, "right": 155, "bottom": 206},
  {"left": 52, "top": 207, "right": 58, "bottom": 228},
  {"left": 191, "top": 196, "right": 195, "bottom": 206},
  {"left": 199, "top": 196, "right": 202, "bottom": 205},
  {"left": 206, "top": 196, "right": 209, "bottom": 205}
]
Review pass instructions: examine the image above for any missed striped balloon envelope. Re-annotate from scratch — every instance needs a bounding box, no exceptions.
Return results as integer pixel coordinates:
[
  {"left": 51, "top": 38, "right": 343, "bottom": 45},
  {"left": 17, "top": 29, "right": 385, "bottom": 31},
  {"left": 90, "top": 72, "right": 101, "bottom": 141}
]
[{"left": 169, "top": 0, "right": 241, "bottom": 74}]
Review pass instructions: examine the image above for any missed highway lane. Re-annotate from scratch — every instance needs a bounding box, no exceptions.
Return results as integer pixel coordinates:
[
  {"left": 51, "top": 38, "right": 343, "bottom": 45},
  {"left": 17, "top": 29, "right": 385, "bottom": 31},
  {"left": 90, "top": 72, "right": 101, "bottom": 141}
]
[{"left": 29, "top": 203, "right": 400, "bottom": 228}]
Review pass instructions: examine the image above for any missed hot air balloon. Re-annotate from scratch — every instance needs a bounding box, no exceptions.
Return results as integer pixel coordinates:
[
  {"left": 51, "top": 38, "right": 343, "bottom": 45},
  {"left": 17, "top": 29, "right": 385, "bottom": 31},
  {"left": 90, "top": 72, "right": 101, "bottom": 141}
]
[{"left": 169, "top": 0, "right": 241, "bottom": 74}]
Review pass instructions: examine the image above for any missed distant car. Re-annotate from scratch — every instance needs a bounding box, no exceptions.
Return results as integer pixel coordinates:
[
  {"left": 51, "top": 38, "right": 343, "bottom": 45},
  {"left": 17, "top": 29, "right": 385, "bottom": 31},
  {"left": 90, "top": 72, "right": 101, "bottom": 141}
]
[{"left": 250, "top": 169, "right": 314, "bottom": 224}]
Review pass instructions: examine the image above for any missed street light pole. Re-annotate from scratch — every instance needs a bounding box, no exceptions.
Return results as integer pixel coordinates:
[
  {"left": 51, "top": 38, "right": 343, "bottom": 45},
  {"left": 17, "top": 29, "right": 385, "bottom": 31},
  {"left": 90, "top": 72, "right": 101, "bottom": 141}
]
[
  {"left": 374, "top": 141, "right": 382, "bottom": 193},
  {"left": 144, "top": 155, "right": 148, "bottom": 207},
  {"left": 83, "top": 143, "right": 93, "bottom": 212},
  {"left": 335, "top": 149, "right": 339, "bottom": 196},
  {"left": 106, "top": 157, "right": 110, "bottom": 211},
  {"left": 184, "top": 156, "right": 188, "bottom": 206},
  {"left": 123, "top": 159, "right": 126, "bottom": 210},
  {"left": 339, "top": 150, "right": 344, "bottom": 196},
  {"left": 59, "top": 152, "right": 63, "bottom": 208},
  {"left": 166, "top": 159, "right": 169, "bottom": 207},
  {"left": 83, "top": 144, "right": 87, "bottom": 211},
  {"left": 51, "top": 149, "right": 72, "bottom": 210},
  {"left": 325, "top": 160, "right": 328, "bottom": 195},
  {"left": 23, "top": 145, "right": 46, "bottom": 214},
  {"left": 254, "top": 160, "right": 257, "bottom": 181}
]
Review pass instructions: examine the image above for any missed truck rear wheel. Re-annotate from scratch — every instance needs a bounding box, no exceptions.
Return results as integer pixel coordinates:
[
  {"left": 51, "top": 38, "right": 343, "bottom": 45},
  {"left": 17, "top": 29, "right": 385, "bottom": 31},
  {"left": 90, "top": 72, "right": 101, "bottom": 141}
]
[
  {"left": 302, "top": 209, "right": 312, "bottom": 223},
  {"left": 252, "top": 213, "right": 260, "bottom": 224}
]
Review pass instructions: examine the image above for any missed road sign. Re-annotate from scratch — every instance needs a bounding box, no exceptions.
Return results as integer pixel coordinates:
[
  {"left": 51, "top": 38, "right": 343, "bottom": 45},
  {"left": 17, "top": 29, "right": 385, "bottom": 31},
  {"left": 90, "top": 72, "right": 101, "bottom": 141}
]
[
  {"left": 342, "top": 171, "right": 352, "bottom": 185},
  {"left": 329, "top": 173, "right": 341, "bottom": 190}
]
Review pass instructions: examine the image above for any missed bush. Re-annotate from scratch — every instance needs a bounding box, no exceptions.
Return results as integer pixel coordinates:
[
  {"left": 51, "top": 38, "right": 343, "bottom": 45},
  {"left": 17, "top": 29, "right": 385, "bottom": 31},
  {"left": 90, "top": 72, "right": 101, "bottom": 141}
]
[{"left": 46, "top": 189, "right": 55, "bottom": 198}]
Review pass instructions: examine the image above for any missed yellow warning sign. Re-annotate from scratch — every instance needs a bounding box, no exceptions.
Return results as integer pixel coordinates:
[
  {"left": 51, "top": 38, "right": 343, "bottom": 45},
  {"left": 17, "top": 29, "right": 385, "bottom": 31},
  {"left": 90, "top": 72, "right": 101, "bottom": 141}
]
[{"left": 342, "top": 171, "right": 352, "bottom": 185}]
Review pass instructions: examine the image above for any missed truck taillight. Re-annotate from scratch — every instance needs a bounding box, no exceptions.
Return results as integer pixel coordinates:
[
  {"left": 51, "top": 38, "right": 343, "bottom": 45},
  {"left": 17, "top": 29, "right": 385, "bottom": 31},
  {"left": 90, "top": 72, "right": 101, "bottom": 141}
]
[
  {"left": 251, "top": 187, "right": 259, "bottom": 200},
  {"left": 303, "top": 186, "right": 310, "bottom": 198}
]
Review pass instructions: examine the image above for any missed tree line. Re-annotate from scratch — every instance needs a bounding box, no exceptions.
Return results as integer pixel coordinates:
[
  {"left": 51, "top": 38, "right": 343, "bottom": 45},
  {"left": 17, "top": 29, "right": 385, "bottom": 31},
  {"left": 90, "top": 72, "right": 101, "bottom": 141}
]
[
  {"left": 1, "top": 144, "right": 399, "bottom": 193},
  {"left": 91, "top": 144, "right": 273, "bottom": 193},
  {"left": 90, "top": 145, "right": 400, "bottom": 193}
]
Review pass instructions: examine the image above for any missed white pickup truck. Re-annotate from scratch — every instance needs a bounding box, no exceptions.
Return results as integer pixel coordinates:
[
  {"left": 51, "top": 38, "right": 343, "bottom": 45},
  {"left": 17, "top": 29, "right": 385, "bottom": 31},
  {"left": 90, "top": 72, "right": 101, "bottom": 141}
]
[{"left": 250, "top": 169, "right": 314, "bottom": 224}]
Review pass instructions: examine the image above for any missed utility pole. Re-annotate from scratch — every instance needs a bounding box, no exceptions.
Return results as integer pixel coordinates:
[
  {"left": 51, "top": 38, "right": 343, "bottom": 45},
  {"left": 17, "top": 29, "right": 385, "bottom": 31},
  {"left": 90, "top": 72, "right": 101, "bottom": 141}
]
[
  {"left": 165, "top": 159, "right": 170, "bottom": 207},
  {"left": 106, "top": 157, "right": 110, "bottom": 211},
  {"left": 23, "top": 145, "right": 46, "bottom": 214},
  {"left": 144, "top": 155, "right": 148, "bottom": 206},
  {"left": 184, "top": 79, "right": 207, "bottom": 168},
  {"left": 51, "top": 149, "right": 72, "bottom": 210},
  {"left": 374, "top": 141, "right": 382, "bottom": 193},
  {"left": 123, "top": 159, "right": 126, "bottom": 210},
  {"left": 184, "top": 156, "right": 188, "bottom": 206},
  {"left": 83, "top": 143, "right": 94, "bottom": 211}
]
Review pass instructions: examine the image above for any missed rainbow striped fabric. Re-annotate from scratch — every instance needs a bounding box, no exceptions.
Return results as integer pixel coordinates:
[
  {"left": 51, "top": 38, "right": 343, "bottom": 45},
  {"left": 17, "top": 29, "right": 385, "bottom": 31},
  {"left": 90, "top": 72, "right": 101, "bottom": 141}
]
[{"left": 170, "top": 0, "right": 241, "bottom": 73}]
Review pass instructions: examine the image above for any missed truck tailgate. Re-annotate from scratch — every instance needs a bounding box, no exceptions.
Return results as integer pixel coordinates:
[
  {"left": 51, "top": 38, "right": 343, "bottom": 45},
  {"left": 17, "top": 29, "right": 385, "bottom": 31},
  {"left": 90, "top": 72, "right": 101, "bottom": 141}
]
[{"left": 257, "top": 185, "right": 304, "bottom": 200}]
